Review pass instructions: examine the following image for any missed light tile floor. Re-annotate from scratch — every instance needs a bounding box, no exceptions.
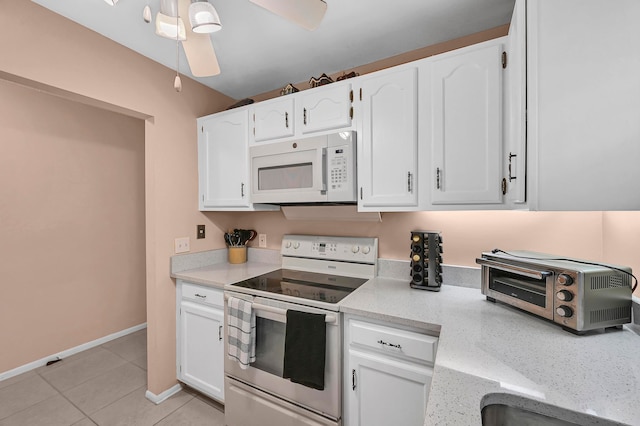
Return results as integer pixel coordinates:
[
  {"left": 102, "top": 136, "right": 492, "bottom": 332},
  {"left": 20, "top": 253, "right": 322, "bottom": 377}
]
[{"left": 0, "top": 329, "right": 225, "bottom": 426}]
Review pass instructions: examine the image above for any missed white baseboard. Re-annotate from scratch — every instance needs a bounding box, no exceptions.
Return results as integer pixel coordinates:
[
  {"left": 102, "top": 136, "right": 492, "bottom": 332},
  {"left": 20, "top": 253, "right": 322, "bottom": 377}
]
[
  {"left": 0, "top": 323, "right": 147, "bottom": 382},
  {"left": 146, "top": 383, "right": 183, "bottom": 405}
]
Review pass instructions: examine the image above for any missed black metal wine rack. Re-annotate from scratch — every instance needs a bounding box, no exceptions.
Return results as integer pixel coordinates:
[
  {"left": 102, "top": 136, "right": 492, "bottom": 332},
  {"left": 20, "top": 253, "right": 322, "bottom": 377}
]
[{"left": 409, "top": 231, "right": 443, "bottom": 291}]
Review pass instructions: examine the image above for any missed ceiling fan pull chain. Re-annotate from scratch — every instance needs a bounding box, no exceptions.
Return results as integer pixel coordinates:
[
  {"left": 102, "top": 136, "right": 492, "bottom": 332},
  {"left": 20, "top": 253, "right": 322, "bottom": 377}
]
[{"left": 174, "top": 8, "right": 182, "bottom": 92}]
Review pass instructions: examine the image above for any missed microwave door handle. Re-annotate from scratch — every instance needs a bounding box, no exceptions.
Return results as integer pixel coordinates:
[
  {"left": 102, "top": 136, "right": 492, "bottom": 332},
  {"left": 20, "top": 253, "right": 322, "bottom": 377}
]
[
  {"left": 321, "top": 147, "right": 327, "bottom": 195},
  {"left": 475, "top": 258, "right": 552, "bottom": 280}
]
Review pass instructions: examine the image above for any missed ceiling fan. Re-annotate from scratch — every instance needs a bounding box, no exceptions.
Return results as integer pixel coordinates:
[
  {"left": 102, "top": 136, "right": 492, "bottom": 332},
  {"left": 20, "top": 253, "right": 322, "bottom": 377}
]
[{"left": 146, "top": 0, "right": 327, "bottom": 80}]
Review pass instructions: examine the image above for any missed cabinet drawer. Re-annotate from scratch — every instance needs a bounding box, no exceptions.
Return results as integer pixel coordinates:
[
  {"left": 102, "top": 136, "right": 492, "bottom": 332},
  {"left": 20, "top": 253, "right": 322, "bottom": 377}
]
[
  {"left": 349, "top": 319, "right": 438, "bottom": 364},
  {"left": 181, "top": 283, "right": 223, "bottom": 307}
]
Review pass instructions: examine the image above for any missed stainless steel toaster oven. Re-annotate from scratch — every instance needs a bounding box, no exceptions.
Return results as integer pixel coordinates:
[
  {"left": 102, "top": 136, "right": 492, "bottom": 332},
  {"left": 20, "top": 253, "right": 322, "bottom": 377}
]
[{"left": 476, "top": 250, "right": 634, "bottom": 334}]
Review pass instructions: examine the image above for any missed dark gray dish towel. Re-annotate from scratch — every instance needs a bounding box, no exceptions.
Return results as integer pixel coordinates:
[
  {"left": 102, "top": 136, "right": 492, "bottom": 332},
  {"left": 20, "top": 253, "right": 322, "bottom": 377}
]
[{"left": 283, "top": 310, "right": 326, "bottom": 390}]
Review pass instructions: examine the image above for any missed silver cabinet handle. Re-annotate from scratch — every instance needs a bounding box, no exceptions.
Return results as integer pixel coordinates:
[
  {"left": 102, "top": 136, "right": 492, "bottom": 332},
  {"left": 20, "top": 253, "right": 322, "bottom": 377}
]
[
  {"left": 285, "top": 111, "right": 289, "bottom": 128},
  {"left": 407, "top": 171, "right": 413, "bottom": 193},
  {"left": 508, "top": 152, "right": 517, "bottom": 182},
  {"left": 241, "top": 182, "right": 245, "bottom": 197},
  {"left": 377, "top": 339, "right": 402, "bottom": 350},
  {"left": 352, "top": 369, "right": 357, "bottom": 390},
  {"left": 194, "top": 293, "right": 207, "bottom": 299},
  {"left": 360, "top": 187, "right": 363, "bottom": 200},
  {"left": 303, "top": 108, "right": 307, "bottom": 125},
  {"left": 436, "top": 167, "right": 441, "bottom": 190},
  {"left": 218, "top": 325, "right": 223, "bottom": 341}
]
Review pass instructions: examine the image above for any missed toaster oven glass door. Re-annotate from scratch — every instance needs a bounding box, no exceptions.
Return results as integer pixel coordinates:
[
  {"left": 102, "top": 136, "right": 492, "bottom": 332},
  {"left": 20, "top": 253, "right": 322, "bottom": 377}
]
[
  {"left": 489, "top": 269, "right": 548, "bottom": 306},
  {"left": 483, "top": 264, "right": 555, "bottom": 320}
]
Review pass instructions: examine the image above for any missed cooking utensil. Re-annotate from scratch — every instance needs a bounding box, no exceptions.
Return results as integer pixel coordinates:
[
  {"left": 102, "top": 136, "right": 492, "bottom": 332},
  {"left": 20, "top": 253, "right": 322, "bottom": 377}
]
[{"left": 224, "top": 229, "right": 257, "bottom": 247}]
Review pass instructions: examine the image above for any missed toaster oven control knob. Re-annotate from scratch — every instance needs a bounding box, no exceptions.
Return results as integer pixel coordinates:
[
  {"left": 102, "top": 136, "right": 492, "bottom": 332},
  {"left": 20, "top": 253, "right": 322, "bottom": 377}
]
[
  {"left": 293, "top": 242, "right": 300, "bottom": 249},
  {"left": 556, "top": 305, "right": 574, "bottom": 318},
  {"left": 556, "top": 290, "right": 574, "bottom": 302},
  {"left": 284, "top": 241, "right": 292, "bottom": 248},
  {"left": 351, "top": 245, "right": 360, "bottom": 253},
  {"left": 557, "top": 273, "right": 574, "bottom": 286},
  {"left": 362, "top": 246, "right": 371, "bottom": 254}
]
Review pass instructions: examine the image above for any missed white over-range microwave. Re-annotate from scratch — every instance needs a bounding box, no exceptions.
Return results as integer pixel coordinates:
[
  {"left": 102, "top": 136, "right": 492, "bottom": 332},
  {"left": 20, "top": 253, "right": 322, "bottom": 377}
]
[{"left": 249, "top": 131, "right": 357, "bottom": 204}]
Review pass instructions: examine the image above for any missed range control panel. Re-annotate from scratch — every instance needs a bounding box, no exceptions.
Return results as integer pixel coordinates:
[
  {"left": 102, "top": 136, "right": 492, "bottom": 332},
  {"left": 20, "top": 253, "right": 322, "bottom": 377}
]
[{"left": 281, "top": 235, "right": 378, "bottom": 265}]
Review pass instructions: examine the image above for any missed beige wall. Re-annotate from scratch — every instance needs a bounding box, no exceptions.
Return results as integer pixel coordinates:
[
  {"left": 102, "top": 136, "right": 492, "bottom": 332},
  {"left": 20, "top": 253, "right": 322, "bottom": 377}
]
[
  {"left": 0, "top": 80, "right": 146, "bottom": 372},
  {"left": 208, "top": 211, "right": 640, "bottom": 286},
  {"left": 1, "top": 2, "right": 233, "bottom": 392}
]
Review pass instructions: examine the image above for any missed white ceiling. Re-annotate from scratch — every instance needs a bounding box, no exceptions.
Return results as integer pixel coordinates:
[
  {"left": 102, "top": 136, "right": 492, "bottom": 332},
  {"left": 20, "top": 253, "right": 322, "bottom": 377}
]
[{"left": 32, "top": 0, "right": 515, "bottom": 100}]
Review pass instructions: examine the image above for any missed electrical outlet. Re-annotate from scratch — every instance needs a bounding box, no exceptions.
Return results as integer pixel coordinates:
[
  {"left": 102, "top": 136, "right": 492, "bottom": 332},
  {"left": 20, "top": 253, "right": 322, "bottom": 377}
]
[
  {"left": 197, "top": 224, "right": 205, "bottom": 239},
  {"left": 175, "top": 237, "right": 190, "bottom": 253},
  {"left": 258, "top": 234, "right": 267, "bottom": 248}
]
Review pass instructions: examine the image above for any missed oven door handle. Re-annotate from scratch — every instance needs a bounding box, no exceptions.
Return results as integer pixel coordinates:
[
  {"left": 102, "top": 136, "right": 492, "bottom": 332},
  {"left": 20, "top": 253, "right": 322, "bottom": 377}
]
[
  {"left": 252, "top": 302, "right": 337, "bottom": 324},
  {"left": 224, "top": 294, "right": 337, "bottom": 324},
  {"left": 476, "top": 258, "right": 552, "bottom": 280}
]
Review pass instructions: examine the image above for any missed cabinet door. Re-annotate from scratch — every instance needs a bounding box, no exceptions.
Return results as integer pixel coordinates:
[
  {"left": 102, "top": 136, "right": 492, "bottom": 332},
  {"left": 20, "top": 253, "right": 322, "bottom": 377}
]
[
  {"left": 527, "top": 0, "right": 640, "bottom": 210},
  {"left": 179, "top": 300, "right": 225, "bottom": 402},
  {"left": 430, "top": 42, "right": 503, "bottom": 205},
  {"left": 299, "top": 83, "right": 353, "bottom": 134},
  {"left": 252, "top": 97, "right": 295, "bottom": 142},
  {"left": 198, "top": 109, "right": 250, "bottom": 209},
  {"left": 346, "top": 350, "right": 432, "bottom": 426},
  {"left": 359, "top": 68, "right": 418, "bottom": 209}
]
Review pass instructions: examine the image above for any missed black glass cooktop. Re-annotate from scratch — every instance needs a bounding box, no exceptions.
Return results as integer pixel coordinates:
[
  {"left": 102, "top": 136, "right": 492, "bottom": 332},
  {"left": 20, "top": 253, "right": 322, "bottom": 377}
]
[{"left": 231, "top": 269, "right": 368, "bottom": 304}]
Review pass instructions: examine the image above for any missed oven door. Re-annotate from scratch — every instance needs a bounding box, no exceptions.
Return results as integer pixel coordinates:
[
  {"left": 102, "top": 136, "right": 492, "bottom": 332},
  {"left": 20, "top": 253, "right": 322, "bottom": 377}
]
[
  {"left": 250, "top": 136, "right": 328, "bottom": 204},
  {"left": 224, "top": 291, "right": 341, "bottom": 421},
  {"left": 477, "top": 258, "right": 555, "bottom": 320}
]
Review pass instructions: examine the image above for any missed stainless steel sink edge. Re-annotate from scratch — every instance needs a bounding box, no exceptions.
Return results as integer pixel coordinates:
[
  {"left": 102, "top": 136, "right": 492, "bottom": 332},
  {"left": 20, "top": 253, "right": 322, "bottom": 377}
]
[{"left": 480, "top": 393, "right": 631, "bottom": 426}]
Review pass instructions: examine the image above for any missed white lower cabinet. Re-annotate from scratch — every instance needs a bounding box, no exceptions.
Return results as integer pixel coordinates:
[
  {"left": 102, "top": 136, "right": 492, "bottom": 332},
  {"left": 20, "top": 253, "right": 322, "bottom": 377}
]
[
  {"left": 176, "top": 281, "right": 225, "bottom": 402},
  {"left": 343, "top": 315, "right": 438, "bottom": 426}
]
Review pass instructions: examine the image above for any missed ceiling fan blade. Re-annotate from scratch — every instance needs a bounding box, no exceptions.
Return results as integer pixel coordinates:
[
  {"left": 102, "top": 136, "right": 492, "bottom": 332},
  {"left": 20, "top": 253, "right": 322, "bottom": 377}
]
[
  {"left": 250, "top": 0, "right": 327, "bottom": 31},
  {"left": 178, "top": 0, "right": 220, "bottom": 77}
]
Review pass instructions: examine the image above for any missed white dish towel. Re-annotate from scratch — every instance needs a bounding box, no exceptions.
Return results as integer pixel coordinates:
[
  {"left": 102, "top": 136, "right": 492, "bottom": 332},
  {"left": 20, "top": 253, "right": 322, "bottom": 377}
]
[{"left": 227, "top": 296, "right": 256, "bottom": 369}]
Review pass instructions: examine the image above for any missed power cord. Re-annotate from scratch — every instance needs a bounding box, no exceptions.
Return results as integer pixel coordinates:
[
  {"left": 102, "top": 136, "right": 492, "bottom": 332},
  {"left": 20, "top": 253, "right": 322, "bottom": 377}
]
[{"left": 490, "top": 248, "right": 638, "bottom": 292}]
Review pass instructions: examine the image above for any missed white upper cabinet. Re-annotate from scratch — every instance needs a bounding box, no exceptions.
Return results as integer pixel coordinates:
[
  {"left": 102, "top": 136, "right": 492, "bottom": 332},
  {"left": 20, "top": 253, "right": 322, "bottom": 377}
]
[
  {"left": 299, "top": 82, "right": 354, "bottom": 135},
  {"left": 358, "top": 66, "right": 420, "bottom": 211},
  {"left": 198, "top": 108, "right": 278, "bottom": 211},
  {"left": 525, "top": 0, "right": 640, "bottom": 210},
  {"left": 427, "top": 40, "right": 504, "bottom": 205},
  {"left": 251, "top": 97, "right": 295, "bottom": 143}
]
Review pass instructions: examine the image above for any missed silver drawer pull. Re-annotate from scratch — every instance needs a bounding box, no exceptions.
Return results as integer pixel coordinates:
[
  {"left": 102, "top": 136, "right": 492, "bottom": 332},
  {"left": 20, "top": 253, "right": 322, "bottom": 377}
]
[
  {"left": 194, "top": 293, "right": 207, "bottom": 299},
  {"left": 377, "top": 339, "right": 402, "bottom": 350}
]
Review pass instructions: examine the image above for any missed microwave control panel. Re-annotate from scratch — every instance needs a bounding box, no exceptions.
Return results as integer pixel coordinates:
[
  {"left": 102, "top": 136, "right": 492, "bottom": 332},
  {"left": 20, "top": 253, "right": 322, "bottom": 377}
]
[
  {"left": 329, "top": 148, "right": 348, "bottom": 189},
  {"left": 326, "top": 131, "right": 356, "bottom": 202}
]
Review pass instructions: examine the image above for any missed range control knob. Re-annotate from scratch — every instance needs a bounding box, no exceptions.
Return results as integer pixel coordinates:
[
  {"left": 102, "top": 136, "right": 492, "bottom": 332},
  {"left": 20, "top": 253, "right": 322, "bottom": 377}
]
[
  {"left": 556, "top": 306, "right": 574, "bottom": 318},
  {"left": 351, "top": 245, "right": 360, "bottom": 253},
  {"left": 284, "top": 241, "right": 292, "bottom": 248},
  {"left": 293, "top": 242, "right": 300, "bottom": 249},
  {"left": 362, "top": 246, "right": 371, "bottom": 254},
  {"left": 556, "top": 290, "right": 574, "bottom": 302},
  {"left": 557, "top": 273, "right": 574, "bottom": 286}
]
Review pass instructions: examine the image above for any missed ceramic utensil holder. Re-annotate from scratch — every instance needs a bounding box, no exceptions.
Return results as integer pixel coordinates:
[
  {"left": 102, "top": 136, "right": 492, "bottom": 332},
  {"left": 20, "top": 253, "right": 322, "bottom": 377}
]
[{"left": 228, "top": 246, "right": 247, "bottom": 264}]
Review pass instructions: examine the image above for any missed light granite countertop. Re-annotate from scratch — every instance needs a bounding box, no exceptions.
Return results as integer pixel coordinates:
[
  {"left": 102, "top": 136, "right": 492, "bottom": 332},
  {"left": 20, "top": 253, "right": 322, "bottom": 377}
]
[
  {"left": 340, "top": 277, "right": 640, "bottom": 426},
  {"left": 171, "top": 250, "right": 640, "bottom": 425},
  {"left": 170, "top": 247, "right": 281, "bottom": 289}
]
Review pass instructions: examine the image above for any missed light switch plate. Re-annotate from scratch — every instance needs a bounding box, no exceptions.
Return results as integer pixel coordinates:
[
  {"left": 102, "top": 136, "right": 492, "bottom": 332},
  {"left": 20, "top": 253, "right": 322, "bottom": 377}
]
[{"left": 258, "top": 234, "right": 267, "bottom": 248}]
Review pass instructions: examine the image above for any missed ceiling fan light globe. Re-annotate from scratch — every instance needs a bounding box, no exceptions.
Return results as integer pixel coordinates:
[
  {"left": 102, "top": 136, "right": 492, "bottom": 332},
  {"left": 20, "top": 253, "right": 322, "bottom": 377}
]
[
  {"left": 155, "top": 11, "right": 187, "bottom": 40},
  {"left": 189, "top": 1, "right": 222, "bottom": 33}
]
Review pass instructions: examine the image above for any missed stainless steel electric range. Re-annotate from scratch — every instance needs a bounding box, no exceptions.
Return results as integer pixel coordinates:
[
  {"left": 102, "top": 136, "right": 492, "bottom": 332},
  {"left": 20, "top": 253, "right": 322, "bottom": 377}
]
[{"left": 224, "top": 234, "right": 378, "bottom": 426}]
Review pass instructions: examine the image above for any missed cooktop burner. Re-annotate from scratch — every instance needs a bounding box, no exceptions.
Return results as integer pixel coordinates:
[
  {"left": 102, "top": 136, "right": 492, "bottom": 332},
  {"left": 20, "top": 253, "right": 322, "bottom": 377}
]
[{"left": 231, "top": 269, "right": 368, "bottom": 304}]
